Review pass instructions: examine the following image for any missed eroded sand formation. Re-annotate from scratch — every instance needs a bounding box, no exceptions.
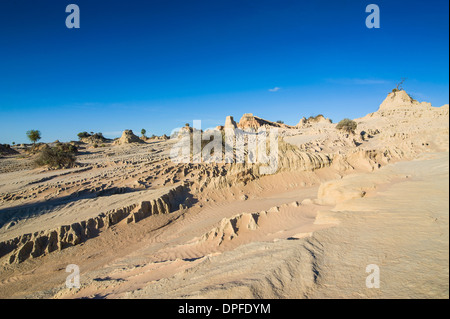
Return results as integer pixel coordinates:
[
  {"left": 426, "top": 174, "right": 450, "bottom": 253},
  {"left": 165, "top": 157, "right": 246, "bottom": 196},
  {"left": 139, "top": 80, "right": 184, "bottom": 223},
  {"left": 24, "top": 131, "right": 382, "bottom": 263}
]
[{"left": 0, "top": 91, "right": 448, "bottom": 298}]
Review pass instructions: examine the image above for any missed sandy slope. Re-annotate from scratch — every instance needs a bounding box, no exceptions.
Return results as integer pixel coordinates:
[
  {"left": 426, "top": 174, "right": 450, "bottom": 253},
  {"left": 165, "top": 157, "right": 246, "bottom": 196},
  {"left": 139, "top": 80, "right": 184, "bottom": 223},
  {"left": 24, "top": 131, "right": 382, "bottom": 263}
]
[
  {"left": 100, "top": 153, "right": 450, "bottom": 298},
  {"left": 309, "top": 152, "right": 449, "bottom": 298}
]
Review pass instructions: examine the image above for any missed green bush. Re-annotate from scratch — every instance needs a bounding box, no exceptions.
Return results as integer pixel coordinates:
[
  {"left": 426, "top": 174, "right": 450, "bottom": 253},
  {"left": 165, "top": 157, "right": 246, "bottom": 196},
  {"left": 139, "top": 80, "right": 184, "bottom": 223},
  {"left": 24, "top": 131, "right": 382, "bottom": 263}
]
[
  {"left": 35, "top": 143, "right": 77, "bottom": 168},
  {"left": 77, "top": 132, "right": 91, "bottom": 139},
  {"left": 60, "top": 143, "right": 78, "bottom": 154},
  {"left": 336, "top": 118, "right": 357, "bottom": 134}
]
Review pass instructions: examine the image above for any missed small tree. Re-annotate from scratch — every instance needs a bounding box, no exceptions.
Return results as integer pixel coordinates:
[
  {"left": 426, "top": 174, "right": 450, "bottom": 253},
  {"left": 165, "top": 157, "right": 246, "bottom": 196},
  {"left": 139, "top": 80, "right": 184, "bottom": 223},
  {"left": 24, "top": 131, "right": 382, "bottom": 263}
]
[
  {"left": 336, "top": 119, "right": 357, "bottom": 134},
  {"left": 26, "top": 130, "right": 41, "bottom": 144},
  {"left": 141, "top": 128, "right": 146, "bottom": 136},
  {"left": 12, "top": 142, "right": 15, "bottom": 145}
]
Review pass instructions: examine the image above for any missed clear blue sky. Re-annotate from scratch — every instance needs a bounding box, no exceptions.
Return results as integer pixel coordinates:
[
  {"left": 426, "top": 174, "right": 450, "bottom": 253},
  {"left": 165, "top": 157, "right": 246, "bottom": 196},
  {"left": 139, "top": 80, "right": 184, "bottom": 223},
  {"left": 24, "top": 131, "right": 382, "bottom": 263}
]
[{"left": 0, "top": 0, "right": 448, "bottom": 143}]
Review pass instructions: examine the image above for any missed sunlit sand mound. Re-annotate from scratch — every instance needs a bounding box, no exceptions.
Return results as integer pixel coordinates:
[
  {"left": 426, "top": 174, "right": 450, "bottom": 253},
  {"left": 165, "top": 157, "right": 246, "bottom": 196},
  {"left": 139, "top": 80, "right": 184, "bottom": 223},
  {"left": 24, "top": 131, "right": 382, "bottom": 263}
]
[
  {"left": 296, "top": 114, "right": 332, "bottom": 127},
  {"left": 79, "top": 134, "right": 109, "bottom": 145},
  {"left": 114, "top": 130, "right": 145, "bottom": 145},
  {"left": 238, "top": 113, "right": 293, "bottom": 129}
]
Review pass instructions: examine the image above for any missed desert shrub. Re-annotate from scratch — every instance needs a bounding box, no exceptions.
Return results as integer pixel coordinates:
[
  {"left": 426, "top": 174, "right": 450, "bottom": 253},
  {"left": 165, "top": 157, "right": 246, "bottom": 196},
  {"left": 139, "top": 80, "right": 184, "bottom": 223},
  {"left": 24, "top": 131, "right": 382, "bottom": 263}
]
[
  {"left": 77, "top": 132, "right": 91, "bottom": 139},
  {"left": 93, "top": 143, "right": 98, "bottom": 148},
  {"left": 336, "top": 118, "right": 357, "bottom": 134},
  {"left": 0, "top": 144, "right": 10, "bottom": 155},
  {"left": 27, "top": 142, "right": 47, "bottom": 154},
  {"left": 91, "top": 133, "right": 104, "bottom": 140},
  {"left": 35, "top": 143, "right": 77, "bottom": 168},
  {"left": 1, "top": 144, "right": 20, "bottom": 156},
  {"left": 78, "top": 132, "right": 106, "bottom": 143},
  {"left": 307, "top": 114, "right": 325, "bottom": 122},
  {"left": 100, "top": 144, "right": 106, "bottom": 147},
  {"left": 276, "top": 120, "right": 284, "bottom": 124},
  {"left": 60, "top": 143, "right": 78, "bottom": 154}
]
